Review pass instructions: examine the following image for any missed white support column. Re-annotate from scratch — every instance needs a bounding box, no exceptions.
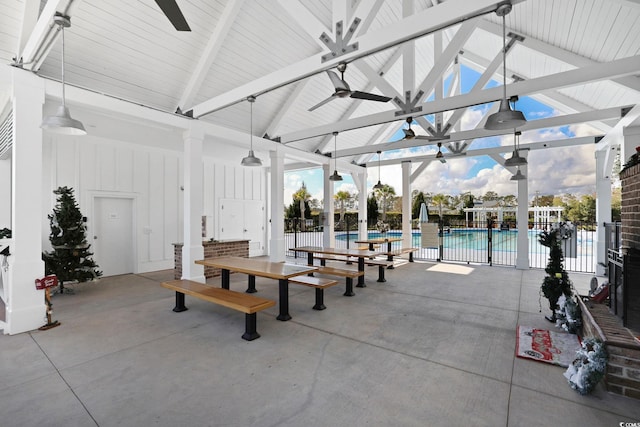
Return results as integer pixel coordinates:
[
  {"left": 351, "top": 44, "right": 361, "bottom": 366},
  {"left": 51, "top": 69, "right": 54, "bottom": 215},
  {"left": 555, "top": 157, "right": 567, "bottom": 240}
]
[
  {"left": 270, "top": 149, "right": 285, "bottom": 262},
  {"left": 353, "top": 170, "right": 368, "bottom": 241},
  {"left": 323, "top": 163, "right": 335, "bottom": 247},
  {"left": 181, "top": 124, "right": 205, "bottom": 282},
  {"left": 516, "top": 163, "right": 530, "bottom": 270},
  {"left": 594, "top": 149, "right": 612, "bottom": 276},
  {"left": 401, "top": 161, "right": 412, "bottom": 249},
  {"left": 7, "top": 70, "right": 45, "bottom": 334}
]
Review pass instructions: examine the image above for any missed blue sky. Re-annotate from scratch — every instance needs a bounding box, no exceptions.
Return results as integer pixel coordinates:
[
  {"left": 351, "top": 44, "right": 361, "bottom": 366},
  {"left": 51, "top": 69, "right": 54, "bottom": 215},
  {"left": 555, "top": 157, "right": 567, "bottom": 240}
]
[{"left": 284, "top": 65, "right": 601, "bottom": 207}]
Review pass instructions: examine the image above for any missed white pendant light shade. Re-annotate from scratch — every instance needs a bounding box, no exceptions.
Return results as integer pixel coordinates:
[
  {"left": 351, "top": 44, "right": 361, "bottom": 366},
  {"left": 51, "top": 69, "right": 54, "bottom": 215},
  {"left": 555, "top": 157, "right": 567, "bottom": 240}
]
[
  {"left": 241, "top": 150, "right": 262, "bottom": 166},
  {"left": 504, "top": 130, "right": 527, "bottom": 166},
  {"left": 484, "top": 3, "right": 526, "bottom": 131},
  {"left": 41, "top": 15, "right": 86, "bottom": 136},
  {"left": 510, "top": 167, "right": 526, "bottom": 181},
  {"left": 241, "top": 96, "right": 262, "bottom": 167},
  {"left": 329, "top": 170, "right": 343, "bottom": 181},
  {"left": 41, "top": 105, "right": 86, "bottom": 135},
  {"left": 485, "top": 99, "right": 526, "bottom": 130}
]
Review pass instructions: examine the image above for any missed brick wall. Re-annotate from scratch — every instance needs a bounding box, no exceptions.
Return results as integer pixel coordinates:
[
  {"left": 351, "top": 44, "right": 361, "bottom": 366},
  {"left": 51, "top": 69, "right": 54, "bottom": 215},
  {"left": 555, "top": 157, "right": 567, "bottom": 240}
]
[
  {"left": 579, "top": 298, "right": 640, "bottom": 400},
  {"left": 621, "top": 163, "right": 640, "bottom": 250},
  {"left": 173, "top": 240, "right": 249, "bottom": 279}
]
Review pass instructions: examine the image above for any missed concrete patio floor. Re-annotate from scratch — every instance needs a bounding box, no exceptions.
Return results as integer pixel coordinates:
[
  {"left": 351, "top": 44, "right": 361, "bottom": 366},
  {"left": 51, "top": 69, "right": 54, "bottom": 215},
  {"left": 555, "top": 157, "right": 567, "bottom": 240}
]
[{"left": 1, "top": 258, "right": 639, "bottom": 427}]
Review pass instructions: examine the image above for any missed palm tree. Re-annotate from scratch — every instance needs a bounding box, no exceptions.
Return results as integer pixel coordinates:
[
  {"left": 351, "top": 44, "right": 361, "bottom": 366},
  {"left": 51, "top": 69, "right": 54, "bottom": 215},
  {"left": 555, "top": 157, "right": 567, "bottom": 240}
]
[
  {"left": 431, "top": 193, "right": 450, "bottom": 221},
  {"left": 373, "top": 184, "right": 395, "bottom": 221},
  {"left": 334, "top": 190, "right": 352, "bottom": 225},
  {"left": 293, "top": 182, "right": 311, "bottom": 231}
]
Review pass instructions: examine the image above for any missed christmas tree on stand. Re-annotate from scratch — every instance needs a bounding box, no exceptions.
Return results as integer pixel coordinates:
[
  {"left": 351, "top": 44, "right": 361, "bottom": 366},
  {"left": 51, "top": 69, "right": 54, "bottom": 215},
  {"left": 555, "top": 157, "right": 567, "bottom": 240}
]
[
  {"left": 43, "top": 186, "right": 102, "bottom": 293},
  {"left": 539, "top": 224, "right": 573, "bottom": 323}
]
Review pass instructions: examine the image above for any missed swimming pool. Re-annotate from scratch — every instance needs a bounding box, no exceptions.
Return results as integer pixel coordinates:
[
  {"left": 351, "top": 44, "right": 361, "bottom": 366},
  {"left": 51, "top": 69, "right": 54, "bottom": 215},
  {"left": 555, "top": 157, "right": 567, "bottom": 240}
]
[{"left": 335, "top": 229, "right": 592, "bottom": 254}]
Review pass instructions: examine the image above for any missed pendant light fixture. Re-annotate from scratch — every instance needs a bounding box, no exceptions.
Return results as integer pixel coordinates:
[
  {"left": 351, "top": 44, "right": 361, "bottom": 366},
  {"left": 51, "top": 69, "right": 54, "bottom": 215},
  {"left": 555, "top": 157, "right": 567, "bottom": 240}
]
[
  {"left": 484, "top": 2, "right": 526, "bottom": 131},
  {"left": 241, "top": 95, "right": 262, "bottom": 167},
  {"left": 328, "top": 131, "right": 343, "bottom": 181},
  {"left": 504, "top": 130, "right": 527, "bottom": 166},
  {"left": 510, "top": 166, "right": 526, "bottom": 181},
  {"left": 373, "top": 150, "right": 384, "bottom": 189},
  {"left": 41, "top": 14, "right": 86, "bottom": 136}
]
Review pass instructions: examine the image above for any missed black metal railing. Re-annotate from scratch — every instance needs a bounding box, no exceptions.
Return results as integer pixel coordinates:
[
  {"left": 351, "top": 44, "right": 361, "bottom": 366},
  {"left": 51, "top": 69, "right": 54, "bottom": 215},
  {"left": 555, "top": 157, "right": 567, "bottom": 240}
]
[{"left": 285, "top": 216, "right": 597, "bottom": 273}]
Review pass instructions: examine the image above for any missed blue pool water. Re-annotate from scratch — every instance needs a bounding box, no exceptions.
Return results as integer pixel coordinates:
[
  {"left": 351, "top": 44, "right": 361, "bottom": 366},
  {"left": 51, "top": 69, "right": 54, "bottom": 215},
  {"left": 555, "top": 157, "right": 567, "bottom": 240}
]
[{"left": 335, "top": 229, "right": 592, "bottom": 253}]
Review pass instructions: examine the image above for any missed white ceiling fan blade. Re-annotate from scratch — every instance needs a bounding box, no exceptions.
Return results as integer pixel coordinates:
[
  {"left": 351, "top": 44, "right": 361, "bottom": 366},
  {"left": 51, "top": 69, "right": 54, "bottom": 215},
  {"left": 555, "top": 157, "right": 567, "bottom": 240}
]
[
  {"left": 308, "top": 95, "right": 337, "bottom": 112},
  {"left": 327, "top": 70, "right": 349, "bottom": 92}
]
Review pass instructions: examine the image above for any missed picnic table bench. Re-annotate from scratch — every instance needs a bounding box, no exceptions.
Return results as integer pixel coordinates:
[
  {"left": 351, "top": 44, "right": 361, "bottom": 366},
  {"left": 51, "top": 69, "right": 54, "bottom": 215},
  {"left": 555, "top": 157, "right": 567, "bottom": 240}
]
[
  {"left": 315, "top": 265, "right": 364, "bottom": 296},
  {"left": 161, "top": 279, "right": 275, "bottom": 341},
  {"left": 381, "top": 247, "right": 419, "bottom": 267},
  {"left": 289, "top": 276, "right": 339, "bottom": 310}
]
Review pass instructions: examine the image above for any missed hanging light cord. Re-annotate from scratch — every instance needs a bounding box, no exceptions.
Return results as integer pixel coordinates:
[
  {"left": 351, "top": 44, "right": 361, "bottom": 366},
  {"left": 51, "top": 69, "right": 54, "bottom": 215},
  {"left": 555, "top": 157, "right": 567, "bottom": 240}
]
[
  {"left": 501, "top": 12, "right": 507, "bottom": 105},
  {"left": 60, "top": 23, "right": 66, "bottom": 107},
  {"left": 249, "top": 96, "right": 255, "bottom": 150}
]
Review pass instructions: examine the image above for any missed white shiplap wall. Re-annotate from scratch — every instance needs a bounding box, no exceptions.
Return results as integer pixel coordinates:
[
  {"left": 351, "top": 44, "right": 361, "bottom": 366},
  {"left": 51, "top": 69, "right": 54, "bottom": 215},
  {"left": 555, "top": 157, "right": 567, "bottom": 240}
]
[{"left": 42, "top": 134, "right": 268, "bottom": 274}]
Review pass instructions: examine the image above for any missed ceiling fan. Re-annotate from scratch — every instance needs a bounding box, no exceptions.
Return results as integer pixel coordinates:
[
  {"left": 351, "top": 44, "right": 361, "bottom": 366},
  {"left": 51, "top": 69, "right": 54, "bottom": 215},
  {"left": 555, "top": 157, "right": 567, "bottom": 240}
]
[
  {"left": 392, "top": 117, "right": 451, "bottom": 142},
  {"left": 154, "top": 0, "right": 191, "bottom": 31},
  {"left": 308, "top": 62, "right": 391, "bottom": 111}
]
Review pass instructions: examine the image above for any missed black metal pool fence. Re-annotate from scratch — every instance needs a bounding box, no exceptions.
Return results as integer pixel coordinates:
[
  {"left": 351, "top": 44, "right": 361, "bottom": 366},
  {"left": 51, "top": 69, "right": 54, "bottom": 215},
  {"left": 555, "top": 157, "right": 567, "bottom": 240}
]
[{"left": 284, "top": 217, "right": 597, "bottom": 273}]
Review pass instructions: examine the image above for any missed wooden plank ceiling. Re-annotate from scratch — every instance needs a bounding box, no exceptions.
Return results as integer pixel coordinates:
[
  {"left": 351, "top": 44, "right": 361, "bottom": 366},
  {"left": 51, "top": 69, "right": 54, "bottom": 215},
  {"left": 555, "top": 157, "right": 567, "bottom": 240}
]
[{"left": 1, "top": 0, "right": 639, "bottom": 167}]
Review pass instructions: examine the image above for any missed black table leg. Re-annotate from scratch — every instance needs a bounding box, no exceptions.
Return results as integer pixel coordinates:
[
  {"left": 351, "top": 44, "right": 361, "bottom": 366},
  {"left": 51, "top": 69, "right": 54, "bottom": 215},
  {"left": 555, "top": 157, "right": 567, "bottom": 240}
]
[
  {"left": 277, "top": 278, "right": 292, "bottom": 321},
  {"left": 313, "top": 288, "right": 326, "bottom": 310},
  {"left": 369, "top": 243, "right": 374, "bottom": 250},
  {"left": 242, "top": 313, "right": 260, "bottom": 341},
  {"left": 221, "top": 269, "right": 230, "bottom": 289},
  {"left": 307, "top": 253, "right": 315, "bottom": 275},
  {"left": 356, "top": 257, "right": 366, "bottom": 287},
  {"left": 344, "top": 277, "right": 355, "bottom": 296},
  {"left": 247, "top": 275, "right": 257, "bottom": 293},
  {"left": 377, "top": 265, "right": 386, "bottom": 282},
  {"left": 172, "top": 291, "right": 188, "bottom": 312}
]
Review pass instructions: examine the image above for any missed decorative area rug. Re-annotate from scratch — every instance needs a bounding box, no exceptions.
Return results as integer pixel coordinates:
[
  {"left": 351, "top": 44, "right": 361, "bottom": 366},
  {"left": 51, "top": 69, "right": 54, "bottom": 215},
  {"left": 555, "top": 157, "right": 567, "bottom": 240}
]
[{"left": 516, "top": 325, "right": 581, "bottom": 367}]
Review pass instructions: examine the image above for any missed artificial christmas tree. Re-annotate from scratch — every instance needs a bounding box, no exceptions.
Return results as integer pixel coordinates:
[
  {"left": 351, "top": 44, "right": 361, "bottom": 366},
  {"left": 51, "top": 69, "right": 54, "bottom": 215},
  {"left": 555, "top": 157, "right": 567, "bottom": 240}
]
[
  {"left": 43, "top": 186, "right": 102, "bottom": 293},
  {"left": 539, "top": 223, "right": 573, "bottom": 322}
]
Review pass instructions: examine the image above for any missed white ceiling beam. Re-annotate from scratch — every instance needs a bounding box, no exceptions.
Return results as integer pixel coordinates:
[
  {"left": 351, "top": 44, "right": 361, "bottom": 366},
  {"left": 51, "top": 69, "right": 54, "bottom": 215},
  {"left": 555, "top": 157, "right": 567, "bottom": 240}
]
[
  {"left": 177, "top": 0, "right": 245, "bottom": 111},
  {"left": 458, "top": 50, "right": 613, "bottom": 134},
  {"left": 189, "top": 0, "right": 525, "bottom": 117},
  {"left": 367, "top": 136, "right": 600, "bottom": 167},
  {"left": 279, "top": 54, "right": 640, "bottom": 144},
  {"left": 353, "top": 0, "right": 386, "bottom": 38},
  {"left": 19, "top": 0, "right": 72, "bottom": 70},
  {"left": 263, "top": 80, "right": 311, "bottom": 138},
  {"left": 16, "top": 0, "right": 41, "bottom": 58},
  {"left": 476, "top": 19, "right": 640, "bottom": 93},
  {"left": 595, "top": 104, "right": 640, "bottom": 152},
  {"left": 403, "top": 0, "right": 416, "bottom": 95},
  {"left": 413, "top": 18, "right": 479, "bottom": 105},
  {"left": 336, "top": 106, "right": 627, "bottom": 158},
  {"left": 410, "top": 161, "right": 432, "bottom": 182}
]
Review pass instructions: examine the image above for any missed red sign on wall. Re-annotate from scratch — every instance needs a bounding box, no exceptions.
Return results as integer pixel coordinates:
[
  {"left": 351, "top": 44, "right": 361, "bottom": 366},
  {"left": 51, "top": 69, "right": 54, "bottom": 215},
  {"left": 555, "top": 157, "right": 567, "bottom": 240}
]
[{"left": 35, "top": 275, "right": 58, "bottom": 290}]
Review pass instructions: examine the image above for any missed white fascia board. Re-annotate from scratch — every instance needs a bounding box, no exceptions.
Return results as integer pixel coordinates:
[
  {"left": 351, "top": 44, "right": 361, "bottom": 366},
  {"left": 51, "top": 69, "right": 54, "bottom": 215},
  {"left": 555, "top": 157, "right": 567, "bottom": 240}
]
[{"left": 189, "top": 0, "right": 524, "bottom": 118}]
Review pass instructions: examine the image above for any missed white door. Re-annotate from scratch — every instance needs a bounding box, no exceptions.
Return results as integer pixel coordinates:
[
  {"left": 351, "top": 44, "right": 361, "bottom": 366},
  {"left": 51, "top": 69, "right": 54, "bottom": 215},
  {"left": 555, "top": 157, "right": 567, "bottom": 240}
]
[
  {"left": 93, "top": 197, "right": 134, "bottom": 276},
  {"left": 219, "top": 199, "right": 244, "bottom": 240}
]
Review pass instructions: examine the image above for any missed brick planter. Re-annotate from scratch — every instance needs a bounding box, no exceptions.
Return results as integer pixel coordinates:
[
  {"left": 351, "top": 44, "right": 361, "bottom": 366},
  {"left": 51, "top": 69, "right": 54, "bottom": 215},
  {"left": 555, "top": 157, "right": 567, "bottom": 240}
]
[
  {"left": 579, "top": 298, "right": 640, "bottom": 400},
  {"left": 173, "top": 240, "right": 249, "bottom": 279}
]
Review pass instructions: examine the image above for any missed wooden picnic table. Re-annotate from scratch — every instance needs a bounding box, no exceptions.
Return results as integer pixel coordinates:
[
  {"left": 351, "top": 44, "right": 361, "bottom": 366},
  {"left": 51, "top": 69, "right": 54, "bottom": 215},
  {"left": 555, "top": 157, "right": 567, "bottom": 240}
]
[
  {"left": 291, "top": 246, "right": 381, "bottom": 287},
  {"left": 354, "top": 237, "right": 402, "bottom": 252},
  {"left": 196, "top": 256, "right": 317, "bottom": 321}
]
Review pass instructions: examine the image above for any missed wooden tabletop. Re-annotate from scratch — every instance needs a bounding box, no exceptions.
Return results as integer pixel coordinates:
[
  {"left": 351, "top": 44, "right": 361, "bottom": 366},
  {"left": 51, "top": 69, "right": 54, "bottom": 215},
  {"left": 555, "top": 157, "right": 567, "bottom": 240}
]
[
  {"left": 291, "top": 246, "right": 380, "bottom": 257},
  {"left": 196, "top": 256, "right": 317, "bottom": 279},
  {"left": 354, "top": 237, "right": 402, "bottom": 244}
]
